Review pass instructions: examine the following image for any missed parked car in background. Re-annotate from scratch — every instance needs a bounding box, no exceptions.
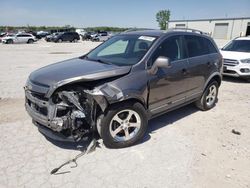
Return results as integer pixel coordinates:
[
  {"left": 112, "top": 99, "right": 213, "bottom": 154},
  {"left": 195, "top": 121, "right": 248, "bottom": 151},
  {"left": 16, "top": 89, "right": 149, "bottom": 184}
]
[
  {"left": 221, "top": 36, "right": 250, "bottom": 81},
  {"left": 36, "top": 31, "right": 50, "bottom": 39},
  {"left": 0, "top": 32, "right": 7, "bottom": 42},
  {"left": 75, "top": 28, "right": 86, "bottom": 39},
  {"left": 81, "top": 32, "right": 92, "bottom": 41},
  {"left": 25, "top": 29, "right": 222, "bottom": 148},
  {"left": 45, "top": 32, "right": 61, "bottom": 42},
  {"left": 91, "top": 31, "right": 111, "bottom": 42},
  {"left": 51, "top": 32, "right": 80, "bottom": 42},
  {"left": 2, "top": 33, "right": 37, "bottom": 44}
]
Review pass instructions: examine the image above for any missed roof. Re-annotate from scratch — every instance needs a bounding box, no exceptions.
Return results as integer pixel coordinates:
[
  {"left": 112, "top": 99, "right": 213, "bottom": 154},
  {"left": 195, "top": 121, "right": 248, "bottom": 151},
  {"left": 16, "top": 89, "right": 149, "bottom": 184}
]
[
  {"left": 122, "top": 30, "right": 165, "bottom": 37},
  {"left": 169, "top": 17, "right": 250, "bottom": 23},
  {"left": 122, "top": 28, "right": 211, "bottom": 38}
]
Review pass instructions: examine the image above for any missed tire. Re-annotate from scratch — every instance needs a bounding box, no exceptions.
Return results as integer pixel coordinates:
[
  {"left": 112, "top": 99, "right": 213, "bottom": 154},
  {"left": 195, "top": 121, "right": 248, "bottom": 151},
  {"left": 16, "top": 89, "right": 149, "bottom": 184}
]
[
  {"left": 98, "top": 102, "right": 148, "bottom": 148},
  {"left": 57, "top": 38, "right": 63, "bottom": 43},
  {"left": 73, "top": 38, "right": 78, "bottom": 42},
  {"left": 195, "top": 80, "right": 219, "bottom": 111},
  {"left": 27, "top": 39, "right": 34, "bottom": 44},
  {"left": 7, "top": 39, "right": 13, "bottom": 44}
]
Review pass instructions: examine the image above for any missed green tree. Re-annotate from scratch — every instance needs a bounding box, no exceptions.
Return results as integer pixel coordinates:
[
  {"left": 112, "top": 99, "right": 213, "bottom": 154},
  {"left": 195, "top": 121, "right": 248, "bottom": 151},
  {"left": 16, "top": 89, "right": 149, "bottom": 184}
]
[{"left": 156, "top": 10, "right": 171, "bottom": 30}]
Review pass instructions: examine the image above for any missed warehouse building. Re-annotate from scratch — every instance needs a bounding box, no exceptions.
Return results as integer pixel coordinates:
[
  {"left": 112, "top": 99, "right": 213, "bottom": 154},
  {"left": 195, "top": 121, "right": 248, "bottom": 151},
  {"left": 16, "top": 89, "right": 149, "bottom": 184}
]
[{"left": 168, "top": 17, "right": 250, "bottom": 41}]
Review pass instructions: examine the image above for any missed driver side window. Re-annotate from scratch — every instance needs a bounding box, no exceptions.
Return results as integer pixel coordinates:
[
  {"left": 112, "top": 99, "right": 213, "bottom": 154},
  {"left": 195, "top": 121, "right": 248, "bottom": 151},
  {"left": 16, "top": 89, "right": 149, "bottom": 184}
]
[{"left": 149, "top": 36, "right": 185, "bottom": 66}]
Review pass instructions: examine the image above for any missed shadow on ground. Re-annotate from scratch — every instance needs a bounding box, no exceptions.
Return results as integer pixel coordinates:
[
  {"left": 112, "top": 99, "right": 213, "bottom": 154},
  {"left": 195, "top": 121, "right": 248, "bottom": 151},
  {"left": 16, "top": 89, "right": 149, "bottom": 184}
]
[
  {"left": 222, "top": 76, "right": 249, "bottom": 83},
  {"left": 140, "top": 104, "right": 198, "bottom": 145}
]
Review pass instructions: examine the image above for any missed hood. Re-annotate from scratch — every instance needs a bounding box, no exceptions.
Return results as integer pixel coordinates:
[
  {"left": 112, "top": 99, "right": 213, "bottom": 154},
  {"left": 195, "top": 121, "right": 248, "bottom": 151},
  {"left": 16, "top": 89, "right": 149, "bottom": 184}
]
[
  {"left": 220, "top": 50, "right": 250, "bottom": 61},
  {"left": 29, "top": 57, "right": 131, "bottom": 93}
]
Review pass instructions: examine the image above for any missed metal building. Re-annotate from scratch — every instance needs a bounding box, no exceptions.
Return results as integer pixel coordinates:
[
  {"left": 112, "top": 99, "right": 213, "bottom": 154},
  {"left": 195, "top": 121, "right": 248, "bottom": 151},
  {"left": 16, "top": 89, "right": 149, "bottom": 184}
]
[{"left": 168, "top": 17, "right": 250, "bottom": 40}]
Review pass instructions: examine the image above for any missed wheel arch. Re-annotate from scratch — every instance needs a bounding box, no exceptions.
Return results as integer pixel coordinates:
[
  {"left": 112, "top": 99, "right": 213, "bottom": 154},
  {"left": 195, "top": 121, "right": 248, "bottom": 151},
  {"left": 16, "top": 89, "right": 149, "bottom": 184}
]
[{"left": 203, "top": 72, "right": 222, "bottom": 91}]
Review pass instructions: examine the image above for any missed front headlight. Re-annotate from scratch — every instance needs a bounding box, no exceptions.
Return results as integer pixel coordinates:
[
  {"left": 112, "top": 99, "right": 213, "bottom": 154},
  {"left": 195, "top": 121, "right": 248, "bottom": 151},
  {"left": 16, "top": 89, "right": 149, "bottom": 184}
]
[{"left": 241, "top": 59, "right": 250, "bottom": 63}]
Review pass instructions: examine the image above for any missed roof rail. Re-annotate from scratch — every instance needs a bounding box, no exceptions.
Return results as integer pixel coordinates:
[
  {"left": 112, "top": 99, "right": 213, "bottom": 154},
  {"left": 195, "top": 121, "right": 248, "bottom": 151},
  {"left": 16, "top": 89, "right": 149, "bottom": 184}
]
[
  {"left": 168, "top": 28, "right": 208, "bottom": 35},
  {"left": 123, "top": 28, "right": 155, "bottom": 33}
]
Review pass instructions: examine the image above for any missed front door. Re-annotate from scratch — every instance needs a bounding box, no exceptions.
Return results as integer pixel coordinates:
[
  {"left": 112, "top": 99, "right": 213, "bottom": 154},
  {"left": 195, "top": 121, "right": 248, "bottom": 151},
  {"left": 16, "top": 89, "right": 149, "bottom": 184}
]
[{"left": 148, "top": 35, "right": 189, "bottom": 114}]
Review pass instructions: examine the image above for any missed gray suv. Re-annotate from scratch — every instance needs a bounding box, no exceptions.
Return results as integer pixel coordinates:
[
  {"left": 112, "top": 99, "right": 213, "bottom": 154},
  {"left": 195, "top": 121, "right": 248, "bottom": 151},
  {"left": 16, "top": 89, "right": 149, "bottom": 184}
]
[{"left": 25, "top": 29, "right": 222, "bottom": 148}]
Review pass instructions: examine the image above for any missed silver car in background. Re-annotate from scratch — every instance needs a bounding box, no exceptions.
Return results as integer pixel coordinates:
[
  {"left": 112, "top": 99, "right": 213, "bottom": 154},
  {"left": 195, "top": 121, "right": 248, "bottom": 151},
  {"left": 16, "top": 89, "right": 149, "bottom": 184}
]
[{"left": 2, "top": 33, "right": 37, "bottom": 44}]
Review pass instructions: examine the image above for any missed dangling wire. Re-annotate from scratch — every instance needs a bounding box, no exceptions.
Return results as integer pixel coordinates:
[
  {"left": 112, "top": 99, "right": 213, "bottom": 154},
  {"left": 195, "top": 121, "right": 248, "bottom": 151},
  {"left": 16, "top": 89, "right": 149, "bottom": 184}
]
[{"left": 50, "top": 138, "right": 98, "bottom": 175}]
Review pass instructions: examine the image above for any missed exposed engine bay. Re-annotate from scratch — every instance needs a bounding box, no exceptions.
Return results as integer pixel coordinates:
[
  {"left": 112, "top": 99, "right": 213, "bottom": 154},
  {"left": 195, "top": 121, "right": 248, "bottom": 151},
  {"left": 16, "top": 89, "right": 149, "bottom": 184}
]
[{"left": 25, "top": 85, "right": 110, "bottom": 141}]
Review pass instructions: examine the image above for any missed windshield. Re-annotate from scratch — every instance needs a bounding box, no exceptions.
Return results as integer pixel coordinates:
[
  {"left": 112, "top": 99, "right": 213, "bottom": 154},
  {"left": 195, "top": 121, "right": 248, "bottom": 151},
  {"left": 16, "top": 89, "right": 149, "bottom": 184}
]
[
  {"left": 222, "top": 40, "right": 250, "bottom": 53},
  {"left": 86, "top": 35, "right": 157, "bottom": 66}
]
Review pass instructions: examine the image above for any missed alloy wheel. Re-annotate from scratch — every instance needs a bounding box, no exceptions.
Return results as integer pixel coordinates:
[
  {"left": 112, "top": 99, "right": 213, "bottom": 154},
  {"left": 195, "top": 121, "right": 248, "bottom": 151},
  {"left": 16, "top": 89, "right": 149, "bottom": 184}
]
[{"left": 109, "top": 109, "right": 141, "bottom": 142}]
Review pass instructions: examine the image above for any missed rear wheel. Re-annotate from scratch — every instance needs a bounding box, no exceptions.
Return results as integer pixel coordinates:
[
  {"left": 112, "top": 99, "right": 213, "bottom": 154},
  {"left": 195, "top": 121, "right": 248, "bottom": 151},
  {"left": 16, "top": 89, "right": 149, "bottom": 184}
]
[
  {"left": 195, "top": 80, "right": 219, "bottom": 111},
  {"left": 98, "top": 102, "right": 148, "bottom": 148},
  {"left": 73, "top": 38, "right": 78, "bottom": 42},
  {"left": 27, "top": 39, "right": 34, "bottom": 44}
]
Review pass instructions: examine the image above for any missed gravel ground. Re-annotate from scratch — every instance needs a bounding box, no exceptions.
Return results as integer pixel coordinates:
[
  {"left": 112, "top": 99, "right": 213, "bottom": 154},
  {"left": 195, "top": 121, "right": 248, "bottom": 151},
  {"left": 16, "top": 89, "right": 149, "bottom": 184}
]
[{"left": 0, "top": 40, "right": 249, "bottom": 188}]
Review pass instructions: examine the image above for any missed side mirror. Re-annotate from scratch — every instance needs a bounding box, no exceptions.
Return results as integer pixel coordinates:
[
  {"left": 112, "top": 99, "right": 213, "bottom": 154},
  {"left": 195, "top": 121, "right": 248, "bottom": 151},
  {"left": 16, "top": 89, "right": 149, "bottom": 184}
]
[{"left": 148, "top": 56, "right": 171, "bottom": 75}]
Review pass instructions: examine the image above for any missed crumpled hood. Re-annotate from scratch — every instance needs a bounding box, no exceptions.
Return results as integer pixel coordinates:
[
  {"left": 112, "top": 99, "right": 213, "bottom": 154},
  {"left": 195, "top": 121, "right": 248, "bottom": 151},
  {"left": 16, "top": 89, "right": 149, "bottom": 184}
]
[
  {"left": 220, "top": 50, "right": 250, "bottom": 61},
  {"left": 29, "top": 57, "right": 131, "bottom": 94}
]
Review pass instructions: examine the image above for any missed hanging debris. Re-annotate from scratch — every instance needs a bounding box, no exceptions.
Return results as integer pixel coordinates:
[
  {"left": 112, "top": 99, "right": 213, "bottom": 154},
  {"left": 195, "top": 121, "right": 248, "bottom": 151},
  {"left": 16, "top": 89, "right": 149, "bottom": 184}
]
[{"left": 50, "top": 137, "right": 99, "bottom": 175}]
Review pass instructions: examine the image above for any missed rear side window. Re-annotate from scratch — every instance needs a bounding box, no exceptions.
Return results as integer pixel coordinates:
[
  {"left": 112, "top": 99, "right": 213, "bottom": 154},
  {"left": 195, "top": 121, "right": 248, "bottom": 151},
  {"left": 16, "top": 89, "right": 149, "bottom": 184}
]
[{"left": 185, "top": 35, "right": 209, "bottom": 57}]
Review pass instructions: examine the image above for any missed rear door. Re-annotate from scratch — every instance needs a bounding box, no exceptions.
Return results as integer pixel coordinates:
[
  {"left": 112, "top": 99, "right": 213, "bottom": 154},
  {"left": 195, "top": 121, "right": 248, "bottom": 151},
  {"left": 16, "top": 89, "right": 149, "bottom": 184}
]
[
  {"left": 183, "top": 35, "right": 212, "bottom": 98},
  {"left": 15, "top": 34, "right": 24, "bottom": 43},
  {"left": 148, "top": 35, "right": 189, "bottom": 114}
]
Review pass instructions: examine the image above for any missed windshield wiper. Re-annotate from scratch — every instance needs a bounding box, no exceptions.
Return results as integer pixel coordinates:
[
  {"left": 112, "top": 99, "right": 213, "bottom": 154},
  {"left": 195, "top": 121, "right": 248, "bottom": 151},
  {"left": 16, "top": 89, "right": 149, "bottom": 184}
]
[
  {"left": 85, "top": 56, "right": 113, "bottom": 65},
  {"left": 95, "top": 59, "right": 113, "bottom": 65}
]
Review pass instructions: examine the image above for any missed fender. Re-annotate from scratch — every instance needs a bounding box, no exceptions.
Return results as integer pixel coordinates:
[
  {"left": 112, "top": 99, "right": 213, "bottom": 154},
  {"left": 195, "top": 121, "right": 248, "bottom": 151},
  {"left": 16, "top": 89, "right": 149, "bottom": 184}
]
[{"left": 203, "top": 71, "right": 222, "bottom": 91}]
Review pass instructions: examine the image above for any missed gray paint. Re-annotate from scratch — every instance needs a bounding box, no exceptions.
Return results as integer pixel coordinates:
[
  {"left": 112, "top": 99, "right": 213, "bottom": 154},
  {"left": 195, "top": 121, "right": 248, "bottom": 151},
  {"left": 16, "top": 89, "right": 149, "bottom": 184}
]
[{"left": 25, "top": 29, "right": 222, "bottom": 141}]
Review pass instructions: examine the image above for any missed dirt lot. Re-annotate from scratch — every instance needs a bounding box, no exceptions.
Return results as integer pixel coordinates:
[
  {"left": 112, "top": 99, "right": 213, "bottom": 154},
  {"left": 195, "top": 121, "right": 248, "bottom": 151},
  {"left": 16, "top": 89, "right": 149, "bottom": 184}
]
[{"left": 0, "top": 40, "right": 249, "bottom": 188}]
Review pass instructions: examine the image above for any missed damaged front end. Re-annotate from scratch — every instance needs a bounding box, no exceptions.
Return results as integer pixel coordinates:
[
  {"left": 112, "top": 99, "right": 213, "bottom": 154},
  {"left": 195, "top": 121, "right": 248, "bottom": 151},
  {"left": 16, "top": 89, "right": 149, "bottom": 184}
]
[{"left": 25, "top": 86, "right": 107, "bottom": 142}]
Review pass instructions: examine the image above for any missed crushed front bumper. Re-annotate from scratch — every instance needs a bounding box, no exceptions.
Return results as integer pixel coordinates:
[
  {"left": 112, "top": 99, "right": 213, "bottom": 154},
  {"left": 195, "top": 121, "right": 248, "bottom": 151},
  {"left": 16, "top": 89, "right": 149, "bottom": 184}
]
[{"left": 25, "top": 90, "right": 75, "bottom": 141}]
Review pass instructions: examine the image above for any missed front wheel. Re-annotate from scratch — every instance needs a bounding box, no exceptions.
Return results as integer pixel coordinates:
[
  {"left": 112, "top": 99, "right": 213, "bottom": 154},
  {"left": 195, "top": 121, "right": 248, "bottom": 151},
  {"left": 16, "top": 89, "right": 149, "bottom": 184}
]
[
  {"left": 98, "top": 102, "right": 148, "bottom": 148},
  {"left": 195, "top": 81, "right": 219, "bottom": 111},
  {"left": 7, "top": 39, "right": 13, "bottom": 44}
]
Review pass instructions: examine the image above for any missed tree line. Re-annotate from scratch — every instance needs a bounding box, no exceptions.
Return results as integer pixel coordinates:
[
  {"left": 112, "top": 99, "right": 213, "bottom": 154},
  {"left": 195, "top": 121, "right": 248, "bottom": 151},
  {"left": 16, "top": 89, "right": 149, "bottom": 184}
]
[
  {"left": 0, "top": 9, "right": 171, "bottom": 33},
  {"left": 0, "top": 25, "right": 130, "bottom": 33}
]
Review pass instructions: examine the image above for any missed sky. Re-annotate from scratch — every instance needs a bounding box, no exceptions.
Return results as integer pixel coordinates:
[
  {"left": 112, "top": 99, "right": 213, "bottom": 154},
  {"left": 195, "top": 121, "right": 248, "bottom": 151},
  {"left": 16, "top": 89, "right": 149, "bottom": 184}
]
[{"left": 0, "top": 0, "right": 250, "bottom": 28}]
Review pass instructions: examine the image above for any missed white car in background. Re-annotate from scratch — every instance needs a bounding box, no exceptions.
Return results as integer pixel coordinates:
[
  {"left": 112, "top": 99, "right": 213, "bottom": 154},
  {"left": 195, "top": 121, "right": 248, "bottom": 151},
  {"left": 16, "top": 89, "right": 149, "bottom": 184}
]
[
  {"left": 220, "top": 36, "right": 250, "bottom": 81},
  {"left": 2, "top": 33, "right": 37, "bottom": 44}
]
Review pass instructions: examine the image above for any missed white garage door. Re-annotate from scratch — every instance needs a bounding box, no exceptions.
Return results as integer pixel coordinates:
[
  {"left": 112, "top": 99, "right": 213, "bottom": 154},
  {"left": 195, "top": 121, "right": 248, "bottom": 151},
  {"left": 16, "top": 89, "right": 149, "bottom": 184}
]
[{"left": 213, "top": 23, "right": 229, "bottom": 39}]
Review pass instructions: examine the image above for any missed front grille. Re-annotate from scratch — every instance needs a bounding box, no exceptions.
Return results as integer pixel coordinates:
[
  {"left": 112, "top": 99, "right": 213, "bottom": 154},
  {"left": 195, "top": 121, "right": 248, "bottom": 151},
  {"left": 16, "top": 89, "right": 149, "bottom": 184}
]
[
  {"left": 223, "top": 59, "right": 239, "bottom": 67},
  {"left": 25, "top": 90, "right": 49, "bottom": 116},
  {"left": 30, "top": 91, "right": 48, "bottom": 101},
  {"left": 27, "top": 99, "right": 48, "bottom": 116},
  {"left": 224, "top": 70, "right": 237, "bottom": 74}
]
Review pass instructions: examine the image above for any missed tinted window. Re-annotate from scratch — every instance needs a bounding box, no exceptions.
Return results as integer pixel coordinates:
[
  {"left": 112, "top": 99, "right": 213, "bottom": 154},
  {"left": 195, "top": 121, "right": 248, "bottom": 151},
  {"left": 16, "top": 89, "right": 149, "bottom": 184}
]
[
  {"left": 204, "top": 38, "right": 218, "bottom": 53},
  {"left": 151, "top": 36, "right": 185, "bottom": 63},
  {"left": 185, "top": 35, "right": 209, "bottom": 57},
  {"left": 222, "top": 40, "right": 250, "bottom": 53}
]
